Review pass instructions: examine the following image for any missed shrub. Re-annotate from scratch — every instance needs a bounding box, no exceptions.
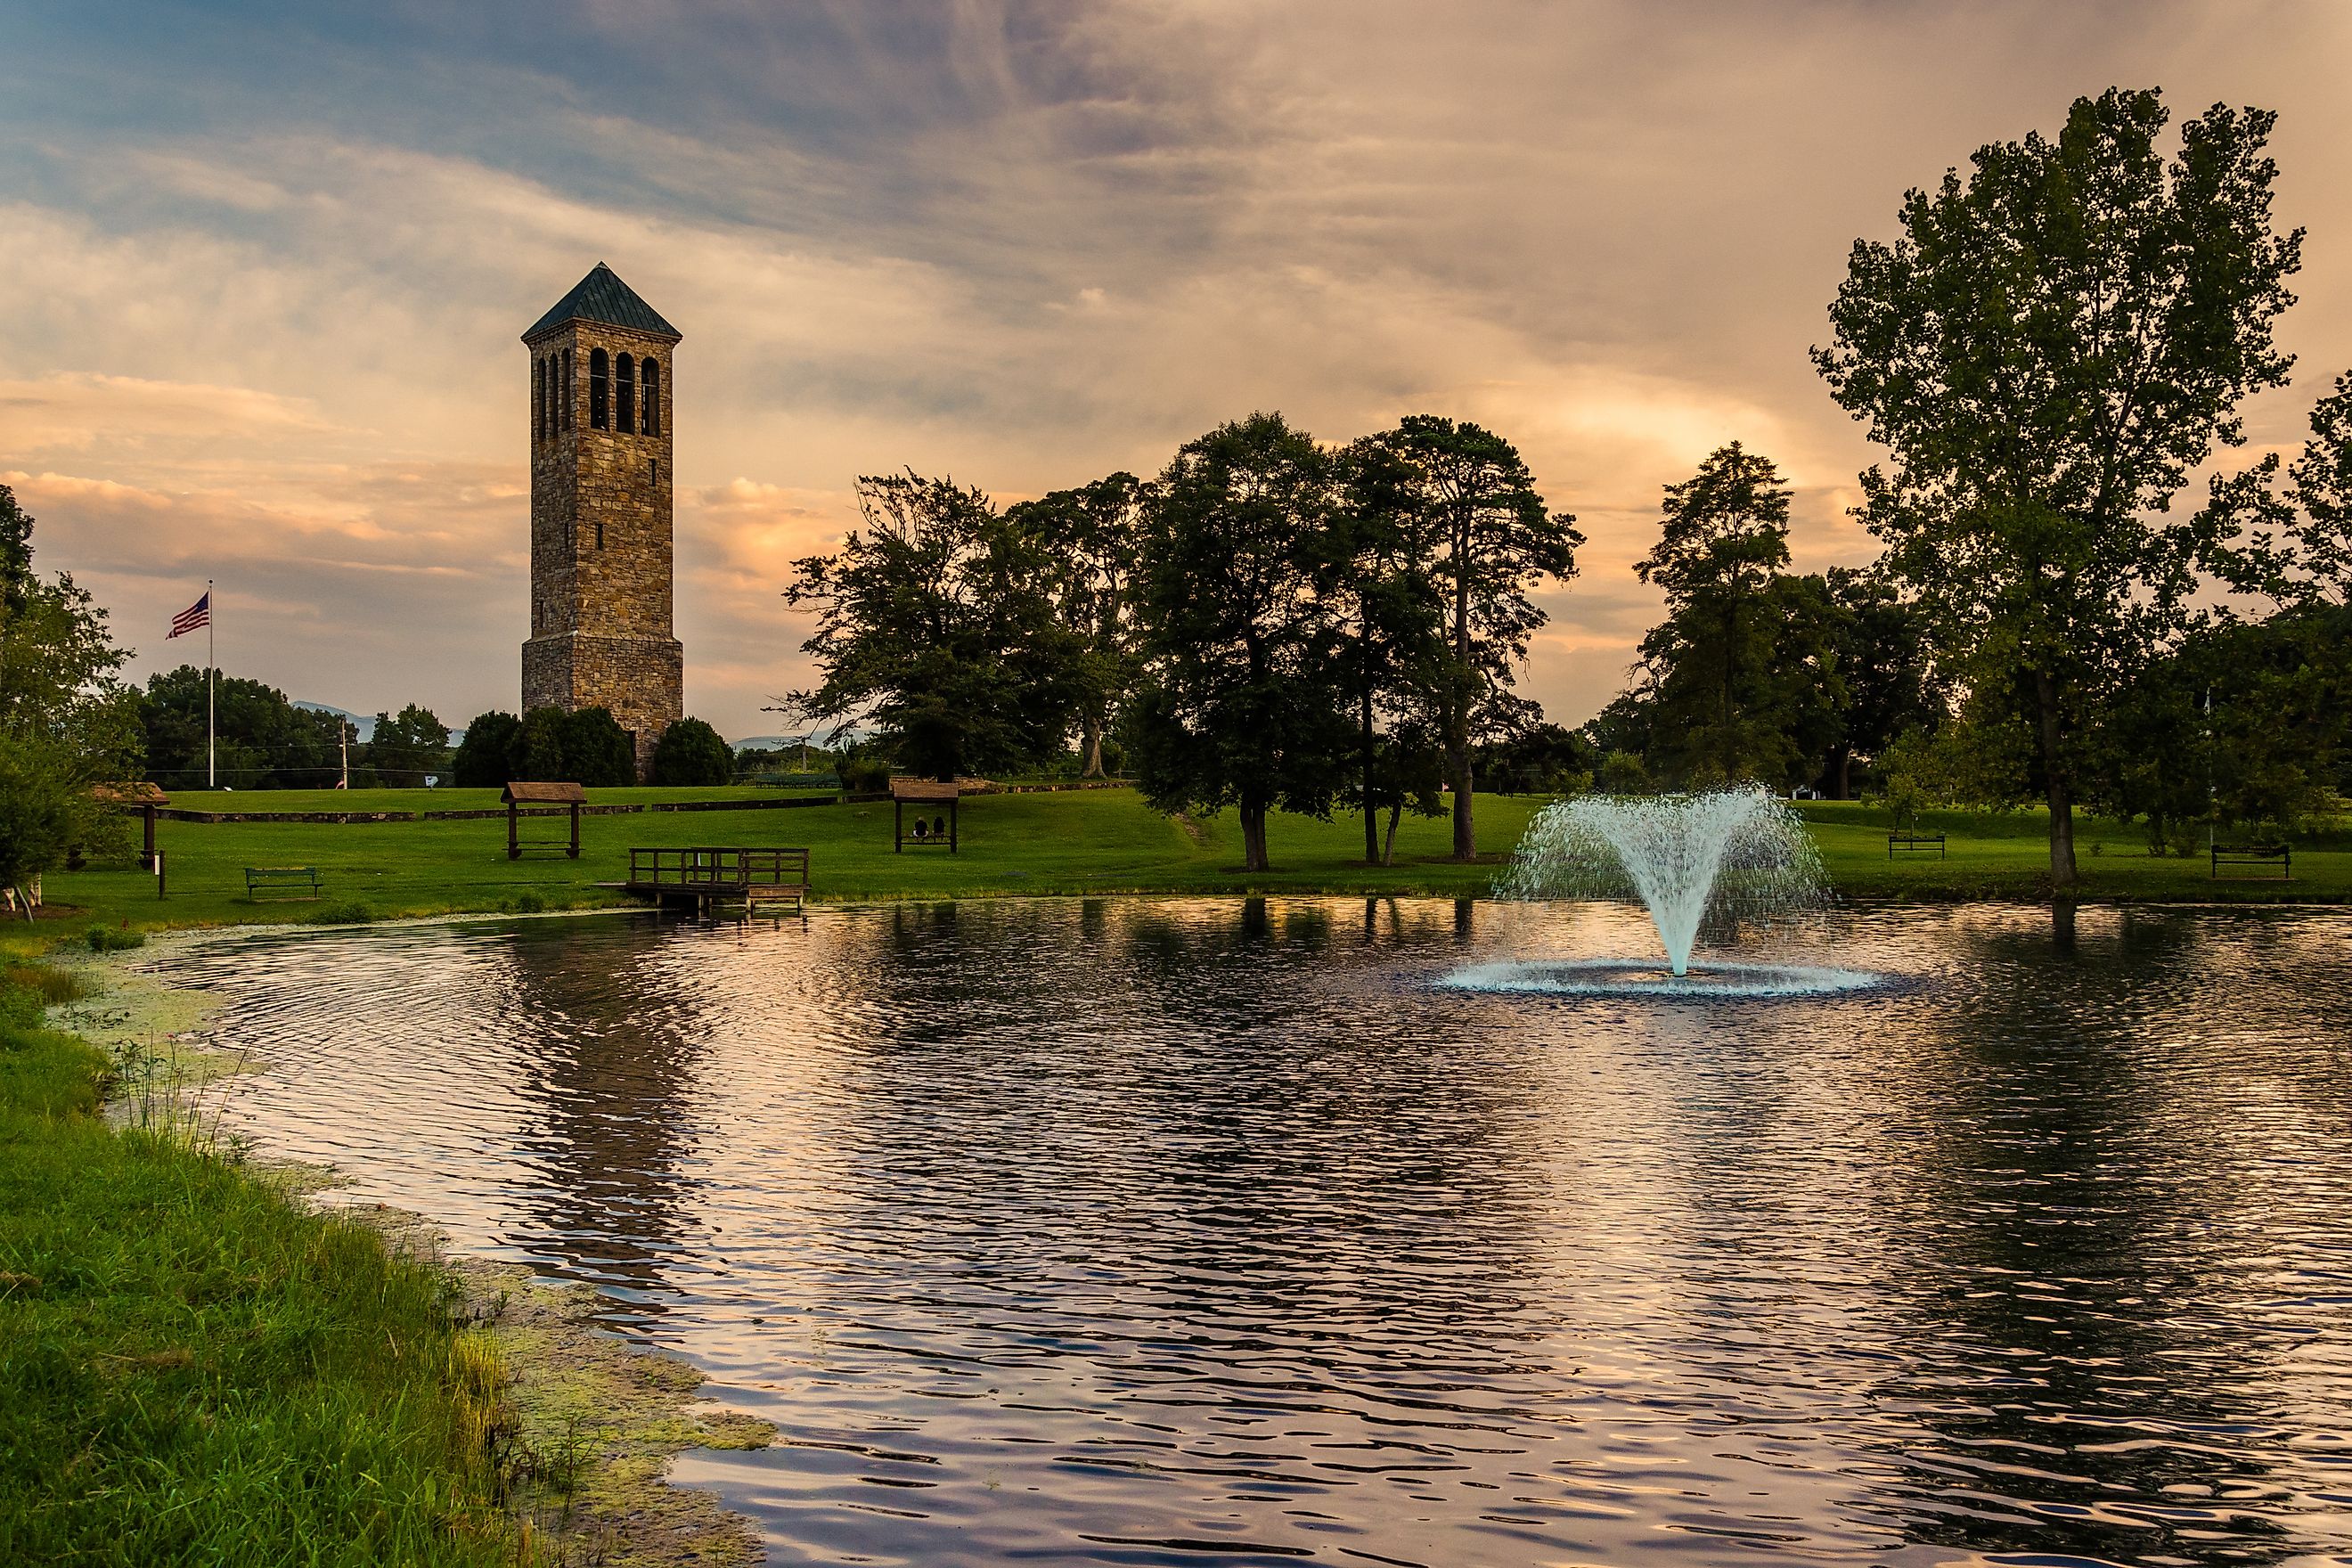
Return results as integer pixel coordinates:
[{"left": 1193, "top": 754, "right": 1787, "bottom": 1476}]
[
  {"left": 1597, "top": 751, "right": 1651, "bottom": 795},
  {"left": 451, "top": 711, "right": 521, "bottom": 788},
  {"left": 558, "top": 707, "right": 636, "bottom": 787},
  {"left": 0, "top": 738, "right": 89, "bottom": 892},
  {"left": 650, "top": 717, "right": 734, "bottom": 788},
  {"left": 839, "top": 755, "right": 893, "bottom": 795},
  {"left": 507, "top": 707, "right": 568, "bottom": 783},
  {"left": 510, "top": 890, "right": 548, "bottom": 914},
  {"left": 307, "top": 899, "right": 378, "bottom": 926},
  {"left": 85, "top": 924, "right": 145, "bottom": 953}
]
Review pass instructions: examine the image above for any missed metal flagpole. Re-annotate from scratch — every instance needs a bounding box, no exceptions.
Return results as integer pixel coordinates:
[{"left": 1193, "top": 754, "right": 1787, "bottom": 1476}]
[{"left": 207, "top": 579, "right": 216, "bottom": 788}]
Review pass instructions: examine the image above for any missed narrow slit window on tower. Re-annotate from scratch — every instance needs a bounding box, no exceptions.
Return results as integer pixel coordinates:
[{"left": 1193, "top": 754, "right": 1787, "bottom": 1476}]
[
  {"left": 589, "top": 347, "right": 609, "bottom": 430},
  {"left": 648, "top": 458, "right": 657, "bottom": 486},
  {"left": 641, "top": 357, "right": 660, "bottom": 437},
  {"left": 595, "top": 520, "right": 606, "bottom": 550},
  {"left": 617, "top": 353, "right": 636, "bottom": 433},
  {"left": 561, "top": 347, "right": 574, "bottom": 431}
]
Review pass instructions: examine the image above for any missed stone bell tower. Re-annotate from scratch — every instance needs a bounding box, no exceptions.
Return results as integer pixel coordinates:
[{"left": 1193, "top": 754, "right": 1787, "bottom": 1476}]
[{"left": 521, "top": 262, "right": 683, "bottom": 780}]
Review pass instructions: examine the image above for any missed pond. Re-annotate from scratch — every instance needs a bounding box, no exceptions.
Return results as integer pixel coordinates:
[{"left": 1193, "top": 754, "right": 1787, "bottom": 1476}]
[{"left": 157, "top": 898, "right": 2352, "bottom": 1567}]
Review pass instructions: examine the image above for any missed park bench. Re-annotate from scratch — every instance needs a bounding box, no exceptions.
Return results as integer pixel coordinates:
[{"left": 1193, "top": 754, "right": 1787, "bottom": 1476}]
[
  {"left": 245, "top": 865, "right": 323, "bottom": 902},
  {"left": 1887, "top": 832, "right": 1946, "bottom": 859},
  {"left": 2211, "top": 842, "right": 2291, "bottom": 881}
]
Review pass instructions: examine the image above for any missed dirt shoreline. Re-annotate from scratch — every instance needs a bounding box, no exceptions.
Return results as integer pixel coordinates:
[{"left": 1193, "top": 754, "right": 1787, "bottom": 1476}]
[{"left": 60, "top": 940, "right": 775, "bottom": 1567}]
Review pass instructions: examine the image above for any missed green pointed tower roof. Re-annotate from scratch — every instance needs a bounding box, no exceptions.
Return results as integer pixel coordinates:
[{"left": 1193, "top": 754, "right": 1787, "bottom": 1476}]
[{"left": 522, "top": 263, "right": 681, "bottom": 344}]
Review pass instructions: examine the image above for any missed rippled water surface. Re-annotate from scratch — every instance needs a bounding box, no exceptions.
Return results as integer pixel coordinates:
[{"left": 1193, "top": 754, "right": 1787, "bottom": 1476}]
[{"left": 157, "top": 898, "right": 2352, "bottom": 1567}]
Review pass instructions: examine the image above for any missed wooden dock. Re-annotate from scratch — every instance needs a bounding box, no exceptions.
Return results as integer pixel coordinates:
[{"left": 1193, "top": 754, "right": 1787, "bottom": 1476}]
[{"left": 606, "top": 847, "right": 811, "bottom": 914}]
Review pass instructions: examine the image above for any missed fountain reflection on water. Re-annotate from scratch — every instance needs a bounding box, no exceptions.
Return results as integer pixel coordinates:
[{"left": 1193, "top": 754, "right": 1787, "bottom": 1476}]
[{"left": 1471, "top": 785, "right": 1855, "bottom": 995}]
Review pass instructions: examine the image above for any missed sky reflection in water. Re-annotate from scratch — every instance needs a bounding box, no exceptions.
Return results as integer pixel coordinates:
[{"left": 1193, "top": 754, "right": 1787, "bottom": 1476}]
[{"left": 157, "top": 899, "right": 2352, "bottom": 1567}]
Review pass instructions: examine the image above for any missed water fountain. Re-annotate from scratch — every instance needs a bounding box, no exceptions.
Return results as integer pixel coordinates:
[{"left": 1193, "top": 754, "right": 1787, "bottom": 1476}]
[{"left": 1448, "top": 786, "right": 1877, "bottom": 998}]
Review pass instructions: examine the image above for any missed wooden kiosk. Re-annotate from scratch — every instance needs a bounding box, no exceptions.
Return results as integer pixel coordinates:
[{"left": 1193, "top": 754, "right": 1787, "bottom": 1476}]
[
  {"left": 892, "top": 779, "right": 960, "bottom": 853},
  {"left": 503, "top": 780, "right": 585, "bottom": 860},
  {"left": 91, "top": 781, "right": 169, "bottom": 864}
]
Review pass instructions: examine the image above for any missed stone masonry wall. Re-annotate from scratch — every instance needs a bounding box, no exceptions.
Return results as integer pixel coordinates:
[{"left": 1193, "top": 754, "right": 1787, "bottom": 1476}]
[{"left": 522, "top": 318, "right": 682, "bottom": 780}]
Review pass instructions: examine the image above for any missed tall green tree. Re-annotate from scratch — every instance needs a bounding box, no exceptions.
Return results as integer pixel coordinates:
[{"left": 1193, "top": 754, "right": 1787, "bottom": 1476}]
[
  {"left": 141, "top": 668, "right": 343, "bottom": 788},
  {"left": 1819, "top": 566, "right": 1945, "bottom": 797},
  {"left": 784, "top": 472, "right": 1081, "bottom": 780},
  {"left": 1005, "top": 472, "right": 1145, "bottom": 777},
  {"left": 0, "top": 493, "right": 140, "bottom": 897},
  {"left": 0, "top": 485, "right": 34, "bottom": 608},
  {"left": 1365, "top": 417, "right": 1580, "bottom": 861},
  {"left": 364, "top": 704, "right": 448, "bottom": 788},
  {"left": 451, "top": 711, "right": 522, "bottom": 788},
  {"left": 1815, "top": 87, "right": 2302, "bottom": 886},
  {"left": 1130, "top": 412, "right": 1352, "bottom": 873},
  {"left": 1632, "top": 444, "right": 1841, "bottom": 788},
  {"left": 2201, "top": 369, "right": 2352, "bottom": 609},
  {"left": 1327, "top": 437, "right": 1449, "bottom": 864},
  {"left": 651, "top": 716, "right": 736, "bottom": 786},
  {"left": 2084, "top": 604, "right": 2350, "bottom": 847}
]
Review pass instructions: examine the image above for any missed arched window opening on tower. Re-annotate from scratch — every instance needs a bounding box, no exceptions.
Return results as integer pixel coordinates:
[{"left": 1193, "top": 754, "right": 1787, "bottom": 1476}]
[
  {"left": 561, "top": 348, "right": 574, "bottom": 431},
  {"left": 617, "top": 353, "right": 636, "bottom": 433},
  {"left": 589, "top": 348, "right": 609, "bottom": 430},
  {"left": 642, "top": 358, "right": 660, "bottom": 437},
  {"left": 532, "top": 358, "right": 543, "bottom": 443}
]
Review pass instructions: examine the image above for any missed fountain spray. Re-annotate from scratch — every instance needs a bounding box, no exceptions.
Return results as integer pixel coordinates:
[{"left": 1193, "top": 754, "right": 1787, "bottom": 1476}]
[{"left": 1499, "top": 787, "right": 1825, "bottom": 976}]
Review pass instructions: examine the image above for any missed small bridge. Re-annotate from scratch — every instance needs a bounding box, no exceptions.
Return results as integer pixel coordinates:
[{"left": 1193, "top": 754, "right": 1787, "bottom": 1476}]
[{"left": 608, "top": 847, "right": 811, "bottom": 915}]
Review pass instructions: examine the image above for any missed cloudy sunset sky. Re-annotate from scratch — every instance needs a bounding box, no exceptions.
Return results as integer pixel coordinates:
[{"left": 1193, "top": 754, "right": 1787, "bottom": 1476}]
[{"left": 7, "top": 0, "right": 2350, "bottom": 739}]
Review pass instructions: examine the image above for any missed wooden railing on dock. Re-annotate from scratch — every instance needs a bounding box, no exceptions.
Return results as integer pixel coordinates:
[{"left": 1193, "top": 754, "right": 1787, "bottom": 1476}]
[{"left": 624, "top": 847, "right": 811, "bottom": 909}]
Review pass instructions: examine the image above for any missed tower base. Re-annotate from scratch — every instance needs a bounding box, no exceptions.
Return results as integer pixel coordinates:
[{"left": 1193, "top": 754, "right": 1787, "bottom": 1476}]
[{"left": 522, "top": 632, "right": 683, "bottom": 781}]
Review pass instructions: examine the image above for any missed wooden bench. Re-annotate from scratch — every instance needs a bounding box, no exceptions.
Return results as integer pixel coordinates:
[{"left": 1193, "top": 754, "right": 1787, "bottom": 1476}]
[
  {"left": 245, "top": 865, "right": 323, "bottom": 902},
  {"left": 1887, "top": 832, "right": 1946, "bottom": 859},
  {"left": 2211, "top": 842, "right": 2291, "bottom": 880}
]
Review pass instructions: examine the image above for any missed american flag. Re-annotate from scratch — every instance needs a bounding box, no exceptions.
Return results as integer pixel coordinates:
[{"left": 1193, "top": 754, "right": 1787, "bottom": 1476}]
[{"left": 168, "top": 592, "right": 210, "bottom": 639}]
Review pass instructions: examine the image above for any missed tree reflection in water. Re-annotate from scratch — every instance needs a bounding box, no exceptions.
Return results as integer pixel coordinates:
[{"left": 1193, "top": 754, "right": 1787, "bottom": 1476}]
[{"left": 161, "top": 900, "right": 2352, "bottom": 1567}]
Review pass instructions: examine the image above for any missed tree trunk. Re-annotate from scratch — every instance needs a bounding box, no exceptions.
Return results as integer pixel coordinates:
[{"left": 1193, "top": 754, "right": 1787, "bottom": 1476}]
[
  {"left": 2033, "top": 667, "right": 2078, "bottom": 890},
  {"left": 1384, "top": 801, "right": 1401, "bottom": 866},
  {"left": 1361, "top": 676, "right": 1378, "bottom": 865},
  {"left": 1240, "top": 800, "right": 1270, "bottom": 873},
  {"left": 1833, "top": 748, "right": 1852, "bottom": 801},
  {"left": 1081, "top": 713, "right": 1105, "bottom": 778},
  {"left": 1450, "top": 747, "right": 1475, "bottom": 862},
  {"left": 1450, "top": 510, "right": 1476, "bottom": 862}
]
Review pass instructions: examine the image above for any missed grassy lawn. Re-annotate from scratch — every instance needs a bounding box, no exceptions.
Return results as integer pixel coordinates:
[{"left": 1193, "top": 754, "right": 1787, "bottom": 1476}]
[
  {"left": 0, "top": 970, "right": 518, "bottom": 1564},
  {"left": 41, "top": 788, "right": 1552, "bottom": 932},
  {"left": 26, "top": 787, "right": 2349, "bottom": 936},
  {"left": 1798, "top": 799, "right": 2348, "bottom": 901},
  {"left": 156, "top": 783, "right": 828, "bottom": 814}
]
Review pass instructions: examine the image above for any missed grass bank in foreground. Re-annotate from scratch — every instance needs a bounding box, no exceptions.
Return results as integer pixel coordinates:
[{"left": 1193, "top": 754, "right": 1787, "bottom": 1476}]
[
  {"left": 0, "top": 967, "right": 520, "bottom": 1565},
  {"left": 32, "top": 787, "right": 2351, "bottom": 935}
]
